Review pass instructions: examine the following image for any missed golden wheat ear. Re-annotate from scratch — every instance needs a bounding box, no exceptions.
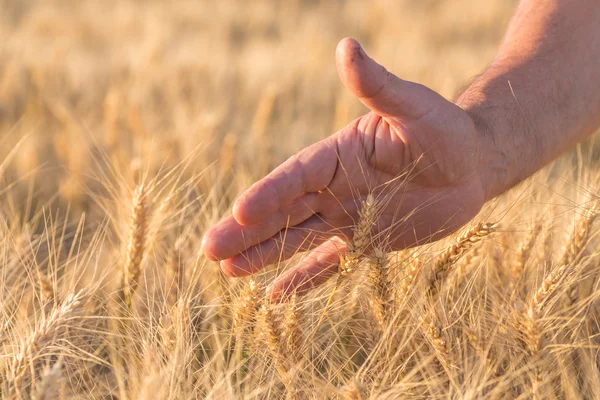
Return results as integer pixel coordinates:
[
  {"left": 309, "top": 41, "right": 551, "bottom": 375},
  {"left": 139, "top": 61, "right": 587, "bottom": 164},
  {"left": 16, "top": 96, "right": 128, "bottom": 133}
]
[
  {"left": 8, "top": 289, "right": 90, "bottom": 393},
  {"left": 232, "top": 278, "right": 262, "bottom": 333},
  {"left": 280, "top": 294, "right": 303, "bottom": 360},
  {"left": 341, "top": 194, "right": 378, "bottom": 275},
  {"left": 314, "top": 193, "right": 378, "bottom": 338},
  {"left": 421, "top": 315, "right": 453, "bottom": 373},
  {"left": 512, "top": 221, "right": 541, "bottom": 288},
  {"left": 560, "top": 207, "right": 597, "bottom": 266},
  {"left": 367, "top": 247, "right": 393, "bottom": 329},
  {"left": 120, "top": 184, "right": 150, "bottom": 310},
  {"left": 429, "top": 222, "right": 498, "bottom": 294}
]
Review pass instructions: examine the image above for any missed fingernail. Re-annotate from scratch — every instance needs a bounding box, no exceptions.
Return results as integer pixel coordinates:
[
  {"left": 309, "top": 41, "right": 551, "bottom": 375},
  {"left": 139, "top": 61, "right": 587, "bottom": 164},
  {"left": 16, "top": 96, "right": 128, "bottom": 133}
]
[{"left": 219, "top": 260, "right": 236, "bottom": 277}]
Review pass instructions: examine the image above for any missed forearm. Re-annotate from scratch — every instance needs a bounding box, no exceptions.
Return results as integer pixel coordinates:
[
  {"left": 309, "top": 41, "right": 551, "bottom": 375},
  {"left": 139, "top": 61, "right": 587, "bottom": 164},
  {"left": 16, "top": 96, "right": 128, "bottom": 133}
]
[{"left": 456, "top": 0, "right": 600, "bottom": 201}]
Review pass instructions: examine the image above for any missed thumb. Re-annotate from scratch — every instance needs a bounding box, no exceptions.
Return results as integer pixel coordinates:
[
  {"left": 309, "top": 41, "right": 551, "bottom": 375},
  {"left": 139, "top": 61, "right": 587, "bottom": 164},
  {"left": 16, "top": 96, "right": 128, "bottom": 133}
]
[{"left": 336, "top": 38, "right": 446, "bottom": 120}]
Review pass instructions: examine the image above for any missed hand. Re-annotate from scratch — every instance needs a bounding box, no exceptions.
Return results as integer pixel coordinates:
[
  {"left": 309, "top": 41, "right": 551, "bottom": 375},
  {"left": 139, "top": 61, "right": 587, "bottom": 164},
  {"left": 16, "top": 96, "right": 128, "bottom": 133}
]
[{"left": 202, "top": 38, "right": 488, "bottom": 301}]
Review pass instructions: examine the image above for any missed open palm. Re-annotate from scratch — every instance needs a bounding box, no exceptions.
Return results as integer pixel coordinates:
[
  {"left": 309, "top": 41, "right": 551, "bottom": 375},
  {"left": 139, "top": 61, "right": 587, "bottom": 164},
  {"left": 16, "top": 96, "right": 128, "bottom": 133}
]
[{"left": 202, "top": 38, "right": 487, "bottom": 300}]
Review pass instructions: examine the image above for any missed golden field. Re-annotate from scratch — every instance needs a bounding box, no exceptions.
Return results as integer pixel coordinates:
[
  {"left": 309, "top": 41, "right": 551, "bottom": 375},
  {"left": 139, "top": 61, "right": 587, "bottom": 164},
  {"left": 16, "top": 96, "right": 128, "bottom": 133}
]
[{"left": 3, "top": 0, "right": 600, "bottom": 398}]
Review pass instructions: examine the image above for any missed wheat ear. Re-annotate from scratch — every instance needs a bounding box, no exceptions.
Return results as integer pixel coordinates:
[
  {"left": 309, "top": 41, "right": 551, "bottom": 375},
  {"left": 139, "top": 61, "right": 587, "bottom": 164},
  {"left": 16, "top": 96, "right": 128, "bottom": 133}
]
[
  {"left": 521, "top": 264, "right": 566, "bottom": 400},
  {"left": 429, "top": 222, "right": 498, "bottom": 293},
  {"left": 121, "top": 184, "right": 150, "bottom": 309},
  {"left": 399, "top": 253, "right": 421, "bottom": 298},
  {"left": 254, "top": 304, "right": 282, "bottom": 361},
  {"left": 422, "top": 315, "right": 452, "bottom": 372},
  {"left": 313, "top": 194, "right": 377, "bottom": 338},
  {"left": 340, "top": 194, "right": 377, "bottom": 275},
  {"left": 560, "top": 208, "right": 597, "bottom": 266},
  {"left": 521, "top": 262, "right": 573, "bottom": 389},
  {"left": 368, "top": 247, "right": 393, "bottom": 329},
  {"left": 232, "top": 279, "right": 261, "bottom": 333},
  {"left": 255, "top": 303, "right": 300, "bottom": 392},
  {"left": 281, "top": 294, "right": 303, "bottom": 359},
  {"left": 8, "top": 289, "right": 89, "bottom": 392},
  {"left": 530, "top": 263, "right": 569, "bottom": 315},
  {"left": 564, "top": 208, "right": 598, "bottom": 305},
  {"left": 512, "top": 222, "right": 541, "bottom": 284}
]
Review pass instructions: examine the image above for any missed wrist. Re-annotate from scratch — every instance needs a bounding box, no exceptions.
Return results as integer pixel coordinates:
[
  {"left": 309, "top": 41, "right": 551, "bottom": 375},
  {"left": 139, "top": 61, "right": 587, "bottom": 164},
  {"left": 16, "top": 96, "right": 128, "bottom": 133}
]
[{"left": 459, "top": 101, "right": 513, "bottom": 203}]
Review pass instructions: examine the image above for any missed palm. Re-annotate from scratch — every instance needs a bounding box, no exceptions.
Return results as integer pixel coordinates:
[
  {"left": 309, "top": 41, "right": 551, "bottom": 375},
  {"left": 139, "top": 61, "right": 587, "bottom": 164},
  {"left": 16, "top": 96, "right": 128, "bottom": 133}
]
[
  {"left": 202, "top": 38, "right": 486, "bottom": 300},
  {"left": 323, "top": 110, "right": 484, "bottom": 249}
]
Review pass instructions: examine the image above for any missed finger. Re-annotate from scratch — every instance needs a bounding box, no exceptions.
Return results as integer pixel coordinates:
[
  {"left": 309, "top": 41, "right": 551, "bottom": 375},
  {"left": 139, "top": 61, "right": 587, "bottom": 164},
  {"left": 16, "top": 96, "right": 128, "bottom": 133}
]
[
  {"left": 219, "top": 215, "right": 334, "bottom": 277},
  {"left": 336, "top": 37, "right": 447, "bottom": 120},
  {"left": 202, "top": 193, "right": 320, "bottom": 261},
  {"left": 268, "top": 237, "right": 347, "bottom": 302},
  {"left": 232, "top": 136, "right": 339, "bottom": 226}
]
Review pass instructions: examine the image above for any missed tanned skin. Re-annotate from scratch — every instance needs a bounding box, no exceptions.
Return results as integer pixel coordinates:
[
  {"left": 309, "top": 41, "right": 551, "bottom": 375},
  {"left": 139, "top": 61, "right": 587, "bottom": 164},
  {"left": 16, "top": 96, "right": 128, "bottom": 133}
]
[{"left": 202, "top": 0, "right": 600, "bottom": 301}]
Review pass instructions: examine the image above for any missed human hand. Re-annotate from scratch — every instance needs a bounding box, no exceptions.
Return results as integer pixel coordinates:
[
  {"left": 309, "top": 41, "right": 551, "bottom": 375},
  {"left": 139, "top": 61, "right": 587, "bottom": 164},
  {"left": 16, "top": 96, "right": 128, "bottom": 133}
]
[{"left": 202, "top": 38, "right": 488, "bottom": 301}]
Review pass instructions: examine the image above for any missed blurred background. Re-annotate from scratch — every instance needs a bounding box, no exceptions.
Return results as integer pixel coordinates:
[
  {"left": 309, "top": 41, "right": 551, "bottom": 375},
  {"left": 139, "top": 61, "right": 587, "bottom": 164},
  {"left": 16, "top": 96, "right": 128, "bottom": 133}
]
[
  {"left": 11, "top": 4, "right": 600, "bottom": 399},
  {"left": 0, "top": 0, "right": 517, "bottom": 216}
]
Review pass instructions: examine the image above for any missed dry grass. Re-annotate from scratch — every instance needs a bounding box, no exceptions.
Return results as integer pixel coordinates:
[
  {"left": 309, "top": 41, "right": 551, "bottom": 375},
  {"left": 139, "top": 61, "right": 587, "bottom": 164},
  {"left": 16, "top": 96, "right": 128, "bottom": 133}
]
[{"left": 3, "top": 0, "right": 600, "bottom": 398}]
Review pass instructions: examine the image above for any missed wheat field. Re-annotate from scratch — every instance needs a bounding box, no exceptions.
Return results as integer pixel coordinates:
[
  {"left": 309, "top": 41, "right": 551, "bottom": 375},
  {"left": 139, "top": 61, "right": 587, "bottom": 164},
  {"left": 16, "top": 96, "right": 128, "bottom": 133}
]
[{"left": 3, "top": 0, "right": 600, "bottom": 399}]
